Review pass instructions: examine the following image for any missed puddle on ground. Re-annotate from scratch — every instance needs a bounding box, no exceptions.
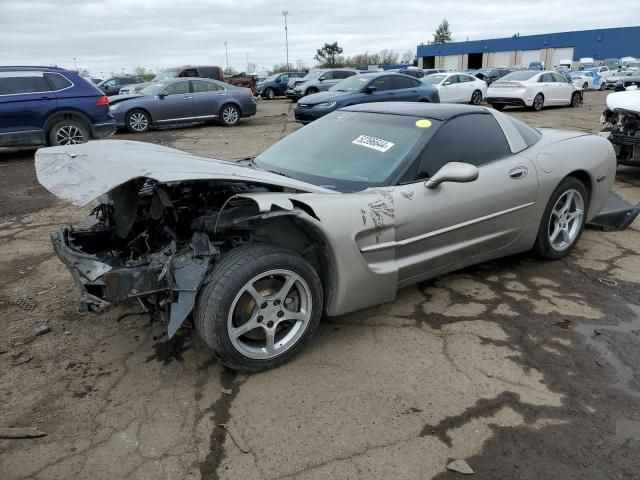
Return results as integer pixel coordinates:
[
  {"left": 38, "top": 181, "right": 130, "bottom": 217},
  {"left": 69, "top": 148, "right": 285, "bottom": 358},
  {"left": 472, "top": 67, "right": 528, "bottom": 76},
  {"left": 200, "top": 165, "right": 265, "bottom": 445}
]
[{"left": 574, "top": 304, "right": 640, "bottom": 401}]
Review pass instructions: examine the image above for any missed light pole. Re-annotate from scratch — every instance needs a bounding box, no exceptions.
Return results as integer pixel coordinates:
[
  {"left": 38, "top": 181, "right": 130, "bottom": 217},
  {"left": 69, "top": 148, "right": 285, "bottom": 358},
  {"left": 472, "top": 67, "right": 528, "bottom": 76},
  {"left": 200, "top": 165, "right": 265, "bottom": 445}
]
[
  {"left": 224, "top": 42, "right": 229, "bottom": 71},
  {"left": 73, "top": 57, "right": 77, "bottom": 71},
  {"left": 282, "top": 11, "right": 289, "bottom": 71}
]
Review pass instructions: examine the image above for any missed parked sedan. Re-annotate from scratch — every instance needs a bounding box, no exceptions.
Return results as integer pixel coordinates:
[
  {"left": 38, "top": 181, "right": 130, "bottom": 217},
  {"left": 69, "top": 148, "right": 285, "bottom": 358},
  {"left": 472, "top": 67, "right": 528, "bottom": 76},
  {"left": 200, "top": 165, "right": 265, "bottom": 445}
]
[
  {"left": 294, "top": 72, "right": 439, "bottom": 123},
  {"left": 487, "top": 70, "right": 582, "bottom": 111},
  {"left": 258, "top": 72, "right": 305, "bottom": 99},
  {"left": 97, "top": 76, "right": 144, "bottom": 96},
  {"left": 109, "top": 78, "right": 256, "bottom": 132},
  {"left": 38, "top": 103, "right": 618, "bottom": 371},
  {"left": 422, "top": 72, "right": 487, "bottom": 104},
  {"left": 569, "top": 70, "right": 602, "bottom": 90}
]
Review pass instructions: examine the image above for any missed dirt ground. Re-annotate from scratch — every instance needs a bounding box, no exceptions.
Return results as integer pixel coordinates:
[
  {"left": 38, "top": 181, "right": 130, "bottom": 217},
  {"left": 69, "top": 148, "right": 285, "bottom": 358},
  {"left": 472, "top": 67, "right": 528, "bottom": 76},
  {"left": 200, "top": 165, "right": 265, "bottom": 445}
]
[{"left": 1, "top": 93, "right": 639, "bottom": 480}]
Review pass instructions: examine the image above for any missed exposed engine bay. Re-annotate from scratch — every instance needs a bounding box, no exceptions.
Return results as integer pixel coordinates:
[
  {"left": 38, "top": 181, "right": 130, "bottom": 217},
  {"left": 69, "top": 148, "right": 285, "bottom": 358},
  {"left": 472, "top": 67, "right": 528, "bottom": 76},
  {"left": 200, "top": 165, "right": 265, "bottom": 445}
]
[
  {"left": 601, "top": 93, "right": 640, "bottom": 167},
  {"left": 52, "top": 178, "right": 316, "bottom": 337}
]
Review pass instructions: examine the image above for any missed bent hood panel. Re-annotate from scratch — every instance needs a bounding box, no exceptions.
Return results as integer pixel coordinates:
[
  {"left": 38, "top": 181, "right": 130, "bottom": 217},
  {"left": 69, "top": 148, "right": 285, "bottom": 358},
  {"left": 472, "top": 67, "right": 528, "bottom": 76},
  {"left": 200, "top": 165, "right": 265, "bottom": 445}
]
[
  {"left": 35, "top": 139, "right": 333, "bottom": 207},
  {"left": 606, "top": 91, "right": 640, "bottom": 112}
]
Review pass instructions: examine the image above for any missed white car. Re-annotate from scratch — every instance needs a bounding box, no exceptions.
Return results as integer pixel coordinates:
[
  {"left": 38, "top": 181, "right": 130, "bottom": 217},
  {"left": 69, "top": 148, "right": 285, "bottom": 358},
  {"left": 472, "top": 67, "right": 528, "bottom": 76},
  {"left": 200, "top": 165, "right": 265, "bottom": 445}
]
[
  {"left": 486, "top": 70, "right": 583, "bottom": 111},
  {"left": 590, "top": 66, "right": 613, "bottom": 81},
  {"left": 422, "top": 72, "right": 487, "bottom": 104}
]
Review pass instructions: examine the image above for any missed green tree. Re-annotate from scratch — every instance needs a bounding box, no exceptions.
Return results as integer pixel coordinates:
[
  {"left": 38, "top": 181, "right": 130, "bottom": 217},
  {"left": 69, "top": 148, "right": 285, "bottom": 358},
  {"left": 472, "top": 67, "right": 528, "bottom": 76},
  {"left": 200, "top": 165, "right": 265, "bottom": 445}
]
[
  {"left": 314, "top": 42, "right": 344, "bottom": 67},
  {"left": 433, "top": 19, "right": 452, "bottom": 44}
]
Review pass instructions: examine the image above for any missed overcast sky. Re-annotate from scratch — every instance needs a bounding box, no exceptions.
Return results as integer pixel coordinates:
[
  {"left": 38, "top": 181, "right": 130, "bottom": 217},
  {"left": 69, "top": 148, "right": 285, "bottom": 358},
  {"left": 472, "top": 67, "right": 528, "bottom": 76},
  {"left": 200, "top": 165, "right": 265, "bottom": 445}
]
[{"left": 1, "top": 0, "right": 637, "bottom": 76}]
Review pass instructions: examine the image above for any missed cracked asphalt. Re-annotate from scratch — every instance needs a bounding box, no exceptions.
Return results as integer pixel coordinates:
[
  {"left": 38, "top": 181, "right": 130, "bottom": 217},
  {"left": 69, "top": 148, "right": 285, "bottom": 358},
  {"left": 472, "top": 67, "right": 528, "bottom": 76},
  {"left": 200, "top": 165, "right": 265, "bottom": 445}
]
[{"left": 1, "top": 92, "right": 639, "bottom": 480}]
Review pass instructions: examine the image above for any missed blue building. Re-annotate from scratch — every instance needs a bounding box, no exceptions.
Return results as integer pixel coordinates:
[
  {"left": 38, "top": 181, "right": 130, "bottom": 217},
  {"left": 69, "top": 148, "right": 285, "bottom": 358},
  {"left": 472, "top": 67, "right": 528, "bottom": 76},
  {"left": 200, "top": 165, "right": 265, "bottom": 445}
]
[{"left": 416, "top": 26, "right": 640, "bottom": 70}]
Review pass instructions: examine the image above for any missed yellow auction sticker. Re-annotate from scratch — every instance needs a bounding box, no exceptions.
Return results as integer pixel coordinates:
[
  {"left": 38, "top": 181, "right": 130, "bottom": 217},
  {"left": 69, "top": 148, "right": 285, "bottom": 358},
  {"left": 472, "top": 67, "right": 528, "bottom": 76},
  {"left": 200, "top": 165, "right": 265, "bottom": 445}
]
[{"left": 415, "top": 119, "right": 432, "bottom": 128}]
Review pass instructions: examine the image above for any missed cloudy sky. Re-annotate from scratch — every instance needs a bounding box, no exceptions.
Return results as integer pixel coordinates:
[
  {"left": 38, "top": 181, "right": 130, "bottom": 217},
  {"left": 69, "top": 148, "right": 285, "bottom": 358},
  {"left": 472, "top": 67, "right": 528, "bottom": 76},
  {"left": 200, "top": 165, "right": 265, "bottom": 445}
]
[{"left": 0, "top": 0, "right": 637, "bottom": 76}]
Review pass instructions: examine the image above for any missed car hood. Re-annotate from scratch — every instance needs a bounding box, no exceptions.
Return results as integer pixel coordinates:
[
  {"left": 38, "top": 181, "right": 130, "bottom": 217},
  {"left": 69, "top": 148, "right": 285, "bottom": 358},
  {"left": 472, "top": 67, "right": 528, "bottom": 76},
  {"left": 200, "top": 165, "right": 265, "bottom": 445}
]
[
  {"left": 297, "top": 90, "right": 353, "bottom": 105},
  {"left": 108, "top": 94, "right": 145, "bottom": 105},
  {"left": 35, "top": 140, "right": 334, "bottom": 207},
  {"left": 606, "top": 91, "right": 640, "bottom": 113}
]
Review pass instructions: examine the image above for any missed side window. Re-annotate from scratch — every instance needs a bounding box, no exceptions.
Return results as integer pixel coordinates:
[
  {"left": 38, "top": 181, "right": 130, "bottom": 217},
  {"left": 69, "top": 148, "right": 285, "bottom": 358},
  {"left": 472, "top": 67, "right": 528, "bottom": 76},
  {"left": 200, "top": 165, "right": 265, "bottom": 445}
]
[
  {"left": 551, "top": 73, "right": 566, "bottom": 82},
  {"left": 179, "top": 69, "right": 199, "bottom": 78},
  {"left": 198, "top": 67, "right": 222, "bottom": 80},
  {"left": 416, "top": 114, "right": 511, "bottom": 179},
  {"left": 410, "top": 77, "right": 422, "bottom": 87},
  {"left": 394, "top": 76, "right": 414, "bottom": 89},
  {"left": 103, "top": 79, "right": 117, "bottom": 87},
  {"left": 539, "top": 73, "right": 552, "bottom": 82},
  {"left": 121, "top": 78, "right": 135, "bottom": 85},
  {"left": 458, "top": 75, "right": 473, "bottom": 82},
  {"left": 44, "top": 73, "right": 73, "bottom": 90},
  {"left": 0, "top": 74, "right": 51, "bottom": 95},
  {"left": 162, "top": 81, "right": 189, "bottom": 95},
  {"left": 368, "top": 76, "right": 394, "bottom": 91},
  {"left": 193, "top": 80, "right": 222, "bottom": 92},
  {"left": 320, "top": 71, "right": 334, "bottom": 80},
  {"left": 280, "top": 74, "right": 289, "bottom": 82}
]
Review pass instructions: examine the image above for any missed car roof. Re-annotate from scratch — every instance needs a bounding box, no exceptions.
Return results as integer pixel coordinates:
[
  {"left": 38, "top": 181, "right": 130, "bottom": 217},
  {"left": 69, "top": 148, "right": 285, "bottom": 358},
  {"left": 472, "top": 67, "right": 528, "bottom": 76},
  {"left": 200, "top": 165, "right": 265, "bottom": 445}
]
[
  {"left": 341, "top": 102, "right": 491, "bottom": 120},
  {"left": 0, "top": 65, "right": 71, "bottom": 72}
]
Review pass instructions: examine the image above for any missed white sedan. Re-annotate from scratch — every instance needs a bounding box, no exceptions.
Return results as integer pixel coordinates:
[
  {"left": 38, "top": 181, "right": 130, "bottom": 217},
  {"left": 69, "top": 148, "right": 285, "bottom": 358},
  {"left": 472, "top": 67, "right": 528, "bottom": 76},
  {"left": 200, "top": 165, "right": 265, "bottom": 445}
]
[
  {"left": 486, "top": 70, "right": 583, "bottom": 111},
  {"left": 423, "top": 72, "right": 487, "bottom": 104}
]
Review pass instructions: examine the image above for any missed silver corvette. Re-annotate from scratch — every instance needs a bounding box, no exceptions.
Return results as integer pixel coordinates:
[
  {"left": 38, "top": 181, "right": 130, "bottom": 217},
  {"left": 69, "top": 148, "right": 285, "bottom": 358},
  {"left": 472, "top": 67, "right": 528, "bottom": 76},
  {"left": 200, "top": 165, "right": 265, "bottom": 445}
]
[{"left": 37, "top": 103, "right": 618, "bottom": 372}]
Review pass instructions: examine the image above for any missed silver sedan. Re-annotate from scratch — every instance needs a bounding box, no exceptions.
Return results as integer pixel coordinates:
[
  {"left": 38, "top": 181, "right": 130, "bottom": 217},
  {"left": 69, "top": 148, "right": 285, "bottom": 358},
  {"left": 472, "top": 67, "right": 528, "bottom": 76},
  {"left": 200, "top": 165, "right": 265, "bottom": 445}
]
[
  {"left": 38, "top": 103, "right": 623, "bottom": 372},
  {"left": 109, "top": 78, "right": 256, "bottom": 131}
]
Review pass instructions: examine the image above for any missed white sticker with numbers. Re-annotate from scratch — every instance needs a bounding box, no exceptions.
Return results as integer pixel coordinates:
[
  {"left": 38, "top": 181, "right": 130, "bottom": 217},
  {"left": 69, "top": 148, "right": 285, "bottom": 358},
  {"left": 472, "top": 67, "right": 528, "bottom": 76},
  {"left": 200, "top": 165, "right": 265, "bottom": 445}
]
[{"left": 351, "top": 135, "right": 395, "bottom": 153}]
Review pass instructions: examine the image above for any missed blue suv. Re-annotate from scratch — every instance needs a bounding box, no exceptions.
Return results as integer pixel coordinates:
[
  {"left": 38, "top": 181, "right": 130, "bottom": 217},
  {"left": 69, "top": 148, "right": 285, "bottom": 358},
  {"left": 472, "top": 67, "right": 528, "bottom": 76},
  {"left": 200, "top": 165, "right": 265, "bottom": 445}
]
[{"left": 0, "top": 66, "right": 115, "bottom": 147}]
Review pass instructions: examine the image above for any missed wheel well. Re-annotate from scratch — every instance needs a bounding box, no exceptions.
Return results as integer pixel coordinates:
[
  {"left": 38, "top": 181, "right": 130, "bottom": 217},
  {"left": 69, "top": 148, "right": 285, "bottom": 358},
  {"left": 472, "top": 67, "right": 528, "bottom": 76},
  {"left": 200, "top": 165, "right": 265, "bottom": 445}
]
[
  {"left": 566, "top": 170, "right": 592, "bottom": 199},
  {"left": 44, "top": 111, "right": 90, "bottom": 133}
]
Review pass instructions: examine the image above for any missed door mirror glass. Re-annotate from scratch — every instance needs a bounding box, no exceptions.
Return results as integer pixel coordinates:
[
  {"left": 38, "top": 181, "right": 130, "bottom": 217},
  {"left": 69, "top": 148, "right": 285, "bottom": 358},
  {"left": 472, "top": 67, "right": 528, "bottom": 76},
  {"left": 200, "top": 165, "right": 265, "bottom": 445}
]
[
  {"left": 443, "top": 81, "right": 451, "bottom": 86},
  {"left": 364, "top": 85, "right": 377, "bottom": 94},
  {"left": 425, "top": 162, "right": 479, "bottom": 189},
  {"left": 318, "top": 76, "right": 325, "bottom": 82},
  {"left": 158, "top": 92, "right": 168, "bottom": 99}
]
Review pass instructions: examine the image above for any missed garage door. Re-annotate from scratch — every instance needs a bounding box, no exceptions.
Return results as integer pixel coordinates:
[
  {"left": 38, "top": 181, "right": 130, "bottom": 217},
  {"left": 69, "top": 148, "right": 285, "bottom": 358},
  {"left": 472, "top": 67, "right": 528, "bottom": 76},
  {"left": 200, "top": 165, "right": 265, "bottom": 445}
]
[
  {"left": 493, "top": 51, "right": 511, "bottom": 67},
  {"left": 442, "top": 55, "right": 458, "bottom": 70},
  {"left": 521, "top": 50, "right": 542, "bottom": 66},
  {"left": 552, "top": 47, "right": 574, "bottom": 67}
]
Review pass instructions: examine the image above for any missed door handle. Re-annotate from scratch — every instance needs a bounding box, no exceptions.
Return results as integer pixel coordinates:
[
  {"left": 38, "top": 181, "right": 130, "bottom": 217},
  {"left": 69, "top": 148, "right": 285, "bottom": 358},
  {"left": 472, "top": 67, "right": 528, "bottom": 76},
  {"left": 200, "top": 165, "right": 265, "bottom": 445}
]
[
  {"left": 183, "top": 96, "right": 192, "bottom": 100},
  {"left": 509, "top": 166, "right": 528, "bottom": 179}
]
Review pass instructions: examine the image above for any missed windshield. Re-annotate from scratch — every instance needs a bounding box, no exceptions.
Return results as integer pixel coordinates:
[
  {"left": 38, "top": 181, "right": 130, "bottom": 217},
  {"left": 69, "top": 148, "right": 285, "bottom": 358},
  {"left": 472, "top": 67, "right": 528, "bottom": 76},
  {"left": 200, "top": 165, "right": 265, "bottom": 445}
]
[
  {"left": 628, "top": 62, "right": 640, "bottom": 69},
  {"left": 330, "top": 75, "right": 369, "bottom": 92},
  {"left": 151, "top": 68, "right": 180, "bottom": 82},
  {"left": 423, "top": 74, "right": 447, "bottom": 85},
  {"left": 140, "top": 82, "right": 171, "bottom": 96},
  {"left": 254, "top": 111, "right": 439, "bottom": 192},
  {"left": 501, "top": 71, "right": 538, "bottom": 81}
]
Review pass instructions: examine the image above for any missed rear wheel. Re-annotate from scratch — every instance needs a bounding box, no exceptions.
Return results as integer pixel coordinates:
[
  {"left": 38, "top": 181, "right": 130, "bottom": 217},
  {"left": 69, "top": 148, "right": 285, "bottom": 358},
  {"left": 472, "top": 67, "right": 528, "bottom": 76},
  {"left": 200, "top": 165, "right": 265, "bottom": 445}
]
[
  {"left": 470, "top": 89, "right": 483, "bottom": 105},
  {"left": 48, "top": 119, "right": 90, "bottom": 145},
  {"left": 195, "top": 245, "right": 323, "bottom": 372},
  {"left": 533, "top": 177, "right": 588, "bottom": 260},
  {"left": 125, "top": 109, "right": 151, "bottom": 133},
  {"left": 532, "top": 93, "right": 544, "bottom": 111},
  {"left": 220, "top": 103, "right": 240, "bottom": 127}
]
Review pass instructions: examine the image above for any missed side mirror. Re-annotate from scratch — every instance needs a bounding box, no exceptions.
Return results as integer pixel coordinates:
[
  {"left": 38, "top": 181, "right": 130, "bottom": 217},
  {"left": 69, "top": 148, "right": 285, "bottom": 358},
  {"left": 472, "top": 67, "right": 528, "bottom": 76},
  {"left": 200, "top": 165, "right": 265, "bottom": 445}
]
[
  {"left": 364, "top": 85, "right": 377, "bottom": 94},
  {"left": 443, "top": 81, "right": 451, "bottom": 86},
  {"left": 158, "top": 92, "right": 168, "bottom": 99},
  {"left": 318, "top": 77, "right": 325, "bottom": 82},
  {"left": 424, "top": 162, "right": 479, "bottom": 189}
]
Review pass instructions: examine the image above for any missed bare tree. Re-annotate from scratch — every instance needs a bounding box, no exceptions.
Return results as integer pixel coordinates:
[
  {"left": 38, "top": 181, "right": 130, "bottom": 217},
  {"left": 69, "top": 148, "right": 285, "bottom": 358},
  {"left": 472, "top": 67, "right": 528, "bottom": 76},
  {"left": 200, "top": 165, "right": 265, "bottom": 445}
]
[
  {"left": 247, "top": 62, "right": 257, "bottom": 73},
  {"left": 378, "top": 49, "right": 400, "bottom": 65},
  {"left": 401, "top": 50, "right": 415, "bottom": 64}
]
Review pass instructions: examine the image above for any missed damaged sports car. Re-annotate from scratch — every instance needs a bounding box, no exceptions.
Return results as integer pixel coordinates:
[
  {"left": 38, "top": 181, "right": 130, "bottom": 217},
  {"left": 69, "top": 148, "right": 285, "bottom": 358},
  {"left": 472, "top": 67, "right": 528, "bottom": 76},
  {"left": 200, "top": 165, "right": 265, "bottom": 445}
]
[
  {"left": 601, "top": 90, "right": 640, "bottom": 167},
  {"left": 38, "top": 103, "right": 619, "bottom": 372}
]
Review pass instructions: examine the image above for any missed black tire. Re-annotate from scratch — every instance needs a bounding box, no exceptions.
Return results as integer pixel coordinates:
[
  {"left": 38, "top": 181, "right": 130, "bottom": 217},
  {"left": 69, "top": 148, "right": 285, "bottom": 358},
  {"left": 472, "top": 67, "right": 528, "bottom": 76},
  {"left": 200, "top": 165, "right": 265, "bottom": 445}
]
[
  {"left": 599, "top": 82, "right": 606, "bottom": 91},
  {"left": 264, "top": 88, "right": 275, "bottom": 100},
  {"left": 532, "top": 93, "right": 544, "bottom": 111},
  {"left": 305, "top": 87, "right": 319, "bottom": 95},
  {"left": 533, "top": 177, "right": 589, "bottom": 260},
  {"left": 470, "top": 89, "right": 483, "bottom": 105},
  {"left": 570, "top": 91, "right": 582, "bottom": 108},
  {"left": 125, "top": 109, "right": 151, "bottom": 133},
  {"left": 195, "top": 244, "right": 323, "bottom": 372},
  {"left": 47, "top": 118, "right": 90, "bottom": 145},
  {"left": 219, "top": 103, "right": 240, "bottom": 127},
  {"left": 491, "top": 103, "right": 505, "bottom": 111}
]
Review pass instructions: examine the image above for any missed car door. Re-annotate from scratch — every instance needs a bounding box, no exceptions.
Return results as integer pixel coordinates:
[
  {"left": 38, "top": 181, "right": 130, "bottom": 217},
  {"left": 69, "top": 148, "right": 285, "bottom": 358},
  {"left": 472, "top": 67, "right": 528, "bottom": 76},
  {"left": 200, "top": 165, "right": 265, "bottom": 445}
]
[
  {"left": 318, "top": 71, "right": 340, "bottom": 91},
  {"left": 537, "top": 73, "right": 556, "bottom": 103},
  {"left": 551, "top": 72, "right": 573, "bottom": 103},
  {"left": 392, "top": 75, "right": 419, "bottom": 101},
  {"left": 0, "top": 71, "right": 55, "bottom": 145},
  {"left": 153, "top": 80, "right": 194, "bottom": 122},
  {"left": 191, "top": 79, "right": 225, "bottom": 119},
  {"left": 361, "top": 75, "right": 396, "bottom": 103},
  {"left": 392, "top": 113, "right": 538, "bottom": 282},
  {"left": 456, "top": 74, "right": 476, "bottom": 101},
  {"left": 275, "top": 74, "right": 288, "bottom": 95},
  {"left": 438, "top": 74, "right": 459, "bottom": 102}
]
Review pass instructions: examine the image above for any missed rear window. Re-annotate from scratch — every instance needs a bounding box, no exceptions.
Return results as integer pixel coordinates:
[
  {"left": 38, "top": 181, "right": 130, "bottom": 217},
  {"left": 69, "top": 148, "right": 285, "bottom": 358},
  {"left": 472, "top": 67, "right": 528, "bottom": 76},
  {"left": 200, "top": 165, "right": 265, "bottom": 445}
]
[
  {"left": 501, "top": 71, "right": 538, "bottom": 81},
  {"left": 0, "top": 72, "right": 51, "bottom": 95}
]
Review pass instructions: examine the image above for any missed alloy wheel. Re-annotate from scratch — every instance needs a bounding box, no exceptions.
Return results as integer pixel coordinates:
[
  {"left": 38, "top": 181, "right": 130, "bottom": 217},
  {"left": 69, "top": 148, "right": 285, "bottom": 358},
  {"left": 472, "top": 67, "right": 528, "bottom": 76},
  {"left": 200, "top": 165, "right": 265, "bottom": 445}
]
[
  {"left": 471, "top": 90, "right": 482, "bottom": 105},
  {"left": 222, "top": 106, "right": 239, "bottom": 125},
  {"left": 547, "top": 189, "right": 584, "bottom": 252},
  {"left": 533, "top": 94, "right": 544, "bottom": 111},
  {"left": 55, "top": 125, "right": 86, "bottom": 145},
  {"left": 129, "top": 112, "right": 148, "bottom": 132},
  {"left": 227, "top": 269, "right": 313, "bottom": 360}
]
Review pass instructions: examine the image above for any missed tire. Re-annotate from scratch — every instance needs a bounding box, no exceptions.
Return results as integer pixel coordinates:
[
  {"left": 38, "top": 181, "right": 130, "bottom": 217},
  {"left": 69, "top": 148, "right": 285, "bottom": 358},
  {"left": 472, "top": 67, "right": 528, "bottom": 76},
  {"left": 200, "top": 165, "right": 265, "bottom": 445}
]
[
  {"left": 125, "top": 109, "right": 151, "bottom": 133},
  {"left": 533, "top": 177, "right": 589, "bottom": 260},
  {"left": 264, "top": 88, "right": 275, "bottom": 100},
  {"left": 305, "top": 87, "right": 319, "bottom": 95},
  {"left": 582, "top": 82, "right": 588, "bottom": 89},
  {"left": 470, "top": 89, "right": 483, "bottom": 105},
  {"left": 599, "top": 82, "right": 606, "bottom": 91},
  {"left": 47, "top": 118, "right": 90, "bottom": 145},
  {"left": 532, "top": 93, "right": 544, "bottom": 111},
  {"left": 220, "top": 103, "right": 240, "bottom": 127},
  {"left": 195, "top": 244, "right": 323, "bottom": 372},
  {"left": 570, "top": 91, "right": 582, "bottom": 108},
  {"left": 491, "top": 103, "right": 505, "bottom": 111}
]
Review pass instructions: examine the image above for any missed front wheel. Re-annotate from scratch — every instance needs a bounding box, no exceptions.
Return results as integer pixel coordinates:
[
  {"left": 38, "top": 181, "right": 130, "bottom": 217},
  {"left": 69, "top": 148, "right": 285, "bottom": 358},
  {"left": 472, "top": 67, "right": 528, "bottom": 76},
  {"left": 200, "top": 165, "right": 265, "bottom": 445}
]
[
  {"left": 264, "top": 88, "right": 275, "bottom": 100},
  {"left": 195, "top": 245, "right": 323, "bottom": 372},
  {"left": 125, "top": 109, "right": 151, "bottom": 133},
  {"left": 532, "top": 93, "right": 544, "bottom": 111},
  {"left": 220, "top": 103, "right": 240, "bottom": 127},
  {"left": 599, "top": 82, "right": 606, "bottom": 91},
  {"left": 582, "top": 82, "right": 588, "bottom": 89},
  {"left": 470, "top": 89, "right": 483, "bottom": 105},
  {"left": 570, "top": 91, "right": 582, "bottom": 108},
  {"left": 533, "top": 177, "right": 588, "bottom": 260}
]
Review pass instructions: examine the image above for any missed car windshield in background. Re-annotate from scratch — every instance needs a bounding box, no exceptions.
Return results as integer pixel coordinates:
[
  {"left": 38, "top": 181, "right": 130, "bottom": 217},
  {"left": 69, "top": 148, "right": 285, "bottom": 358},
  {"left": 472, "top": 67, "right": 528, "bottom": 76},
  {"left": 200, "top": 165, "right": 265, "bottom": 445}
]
[
  {"left": 423, "top": 74, "right": 447, "bottom": 85},
  {"left": 254, "top": 111, "right": 439, "bottom": 192},
  {"left": 501, "top": 71, "right": 538, "bottom": 81},
  {"left": 151, "top": 68, "right": 180, "bottom": 82},
  {"left": 330, "top": 75, "right": 369, "bottom": 92},
  {"left": 140, "top": 82, "right": 169, "bottom": 96}
]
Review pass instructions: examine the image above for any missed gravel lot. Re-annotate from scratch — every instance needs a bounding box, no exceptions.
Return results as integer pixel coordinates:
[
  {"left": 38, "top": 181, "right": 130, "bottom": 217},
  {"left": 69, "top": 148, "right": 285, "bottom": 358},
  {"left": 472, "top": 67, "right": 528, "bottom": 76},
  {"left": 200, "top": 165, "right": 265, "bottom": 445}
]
[{"left": 1, "top": 92, "right": 639, "bottom": 480}]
